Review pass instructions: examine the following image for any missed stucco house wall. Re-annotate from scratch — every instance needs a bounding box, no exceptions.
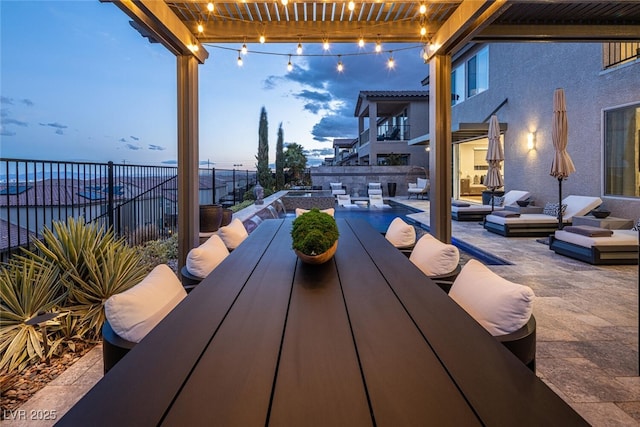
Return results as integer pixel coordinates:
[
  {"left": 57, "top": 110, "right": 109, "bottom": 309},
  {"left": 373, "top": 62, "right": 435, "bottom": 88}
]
[{"left": 451, "top": 42, "right": 640, "bottom": 220}]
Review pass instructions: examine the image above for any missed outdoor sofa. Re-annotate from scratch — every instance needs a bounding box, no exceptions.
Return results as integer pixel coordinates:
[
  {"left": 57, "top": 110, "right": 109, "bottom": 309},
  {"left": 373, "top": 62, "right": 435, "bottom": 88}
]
[
  {"left": 484, "top": 195, "right": 602, "bottom": 237},
  {"left": 452, "top": 190, "right": 531, "bottom": 221},
  {"left": 549, "top": 226, "right": 638, "bottom": 265}
]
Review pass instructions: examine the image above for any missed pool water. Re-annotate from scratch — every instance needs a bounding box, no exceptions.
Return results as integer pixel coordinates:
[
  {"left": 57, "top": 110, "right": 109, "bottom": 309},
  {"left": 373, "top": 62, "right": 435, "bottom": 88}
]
[{"left": 333, "top": 202, "right": 420, "bottom": 233}]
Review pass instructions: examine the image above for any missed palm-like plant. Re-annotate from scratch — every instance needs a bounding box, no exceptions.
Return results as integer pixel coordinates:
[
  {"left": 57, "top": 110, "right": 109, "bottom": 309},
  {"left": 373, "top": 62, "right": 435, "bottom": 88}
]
[
  {"left": 29, "top": 218, "right": 147, "bottom": 337},
  {"left": 0, "top": 258, "right": 66, "bottom": 372}
]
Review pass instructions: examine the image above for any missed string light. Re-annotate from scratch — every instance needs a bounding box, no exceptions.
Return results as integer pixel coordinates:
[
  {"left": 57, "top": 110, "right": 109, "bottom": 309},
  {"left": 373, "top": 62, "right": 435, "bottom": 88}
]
[
  {"left": 420, "top": 26, "right": 427, "bottom": 36},
  {"left": 197, "top": 23, "right": 204, "bottom": 33},
  {"left": 287, "top": 55, "right": 293, "bottom": 72},
  {"left": 323, "top": 39, "right": 330, "bottom": 51},
  {"left": 337, "top": 55, "right": 344, "bottom": 72},
  {"left": 375, "top": 40, "right": 382, "bottom": 53},
  {"left": 241, "top": 42, "right": 248, "bottom": 55},
  {"left": 281, "top": 0, "right": 288, "bottom": 5},
  {"left": 237, "top": 51, "right": 243, "bottom": 66},
  {"left": 387, "top": 52, "right": 395, "bottom": 69},
  {"left": 358, "top": 37, "right": 365, "bottom": 48},
  {"left": 259, "top": 34, "right": 266, "bottom": 44},
  {"left": 419, "top": 4, "right": 427, "bottom": 14},
  {"left": 207, "top": 2, "right": 214, "bottom": 12},
  {"left": 297, "top": 42, "right": 303, "bottom": 55},
  {"left": 348, "top": 1, "right": 355, "bottom": 11}
]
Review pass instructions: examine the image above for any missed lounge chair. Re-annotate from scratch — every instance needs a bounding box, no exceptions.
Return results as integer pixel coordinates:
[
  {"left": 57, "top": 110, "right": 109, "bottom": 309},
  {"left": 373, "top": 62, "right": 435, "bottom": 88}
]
[
  {"left": 367, "top": 182, "right": 383, "bottom": 196},
  {"left": 369, "top": 194, "right": 391, "bottom": 208},
  {"left": 330, "top": 182, "right": 346, "bottom": 196},
  {"left": 484, "top": 195, "right": 602, "bottom": 237},
  {"left": 336, "top": 194, "right": 359, "bottom": 208},
  {"left": 452, "top": 190, "right": 531, "bottom": 221},
  {"left": 408, "top": 178, "right": 429, "bottom": 199},
  {"left": 549, "top": 225, "right": 638, "bottom": 265}
]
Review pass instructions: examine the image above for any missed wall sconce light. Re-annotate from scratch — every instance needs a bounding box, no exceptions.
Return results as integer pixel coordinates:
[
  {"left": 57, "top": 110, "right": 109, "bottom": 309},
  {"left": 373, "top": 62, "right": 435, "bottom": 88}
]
[{"left": 527, "top": 132, "right": 536, "bottom": 150}]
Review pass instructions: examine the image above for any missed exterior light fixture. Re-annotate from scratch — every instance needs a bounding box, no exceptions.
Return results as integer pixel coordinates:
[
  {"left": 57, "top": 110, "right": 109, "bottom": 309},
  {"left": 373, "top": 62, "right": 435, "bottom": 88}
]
[
  {"left": 282, "top": 0, "right": 288, "bottom": 5},
  {"left": 419, "top": 4, "right": 427, "bottom": 14},
  {"left": 237, "top": 52, "right": 243, "bottom": 66},
  {"left": 297, "top": 42, "right": 303, "bottom": 55},
  {"left": 358, "top": 37, "right": 365, "bottom": 48},
  {"left": 337, "top": 56, "right": 344, "bottom": 72},
  {"left": 241, "top": 43, "right": 248, "bottom": 55},
  {"left": 259, "top": 34, "right": 266, "bottom": 44},
  {"left": 527, "top": 132, "right": 536, "bottom": 150},
  {"left": 420, "top": 26, "right": 427, "bottom": 36},
  {"left": 197, "top": 23, "right": 204, "bottom": 33},
  {"left": 287, "top": 55, "right": 293, "bottom": 72},
  {"left": 375, "top": 40, "right": 382, "bottom": 53},
  {"left": 348, "top": 1, "right": 355, "bottom": 11},
  {"left": 323, "top": 39, "right": 330, "bottom": 51},
  {"left": 207, "top": 2, "right": 214, "bottom": 12},
  {"left": 387, "top": 54, "right": 395, "bottom": 69}
]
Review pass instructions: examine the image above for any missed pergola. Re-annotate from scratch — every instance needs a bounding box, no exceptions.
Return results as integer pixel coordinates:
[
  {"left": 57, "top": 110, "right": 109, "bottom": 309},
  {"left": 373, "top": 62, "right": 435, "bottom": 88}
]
[{"left": 103, "top": 0, "right": 640, "bottom": 266}]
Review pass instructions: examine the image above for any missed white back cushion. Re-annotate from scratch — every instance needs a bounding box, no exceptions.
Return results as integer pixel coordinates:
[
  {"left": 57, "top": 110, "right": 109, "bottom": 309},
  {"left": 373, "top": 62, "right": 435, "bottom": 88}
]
[
  {"left": 502, "top": 190, "right": 531, "bottom": 206},
  {"left": 105, "top": 264, "right": 187, "bottom": 343},
  {"left": 186, "top": 234, "right": 229, "bottom": 278},
  {"left": 449, "top": 259, "right": 535, "bottom": 336},
  {"left": 385, "top": 217, "right": 416, "bottom": 248},
  {"left": 417, "top": 178, "right": 428, "bottom": 189},
  {"left": 562, "top": 195, "right": 602, "bottom": 220},
  {"left": 409, "top": 234, "right": 459, "bottom": 276},
  {"left": 295, "top": 208, "right": 335, "bottom": 217},
  {"left": 368, "top": 183, "right": 382, "bottom": 189},
  {"left": 217, "top": 218, "right": 248, "bottom": 250},
  {"left": 330, "top": 182, "right": 342, "bottom": 190}
]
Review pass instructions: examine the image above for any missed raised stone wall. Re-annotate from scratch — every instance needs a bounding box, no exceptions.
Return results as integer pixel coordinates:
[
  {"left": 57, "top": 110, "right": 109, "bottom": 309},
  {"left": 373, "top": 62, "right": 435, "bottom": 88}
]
[{"left": 310, "top": 165, "right": 425, "bottom": 197}]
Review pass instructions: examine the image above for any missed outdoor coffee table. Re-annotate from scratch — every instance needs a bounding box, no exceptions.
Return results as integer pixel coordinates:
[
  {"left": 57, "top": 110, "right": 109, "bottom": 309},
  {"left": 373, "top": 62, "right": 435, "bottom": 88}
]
[{"left": 59, "top": 219, "right": 587, "bottom": 426}]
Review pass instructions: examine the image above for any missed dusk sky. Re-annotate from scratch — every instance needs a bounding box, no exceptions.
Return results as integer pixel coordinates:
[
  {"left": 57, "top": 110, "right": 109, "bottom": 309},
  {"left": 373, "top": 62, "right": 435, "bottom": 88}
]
[{"left": 1, "top": 0, "right": 429, "bottom": 169}]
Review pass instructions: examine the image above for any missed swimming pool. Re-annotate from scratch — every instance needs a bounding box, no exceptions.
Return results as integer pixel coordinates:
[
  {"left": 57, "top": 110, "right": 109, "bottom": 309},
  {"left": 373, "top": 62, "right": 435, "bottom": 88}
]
[{"left": 333, "top": 202, "right": 420, "bottom": 234}]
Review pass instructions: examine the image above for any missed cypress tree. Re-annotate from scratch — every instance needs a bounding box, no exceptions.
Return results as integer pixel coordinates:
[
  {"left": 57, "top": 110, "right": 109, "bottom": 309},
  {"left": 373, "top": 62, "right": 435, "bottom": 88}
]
[
  {"left": 256, "top": 106, "right": 273, "bottom": 189},
  {"left": 275, "top": 122, "right": 285, "bottom": 190}
]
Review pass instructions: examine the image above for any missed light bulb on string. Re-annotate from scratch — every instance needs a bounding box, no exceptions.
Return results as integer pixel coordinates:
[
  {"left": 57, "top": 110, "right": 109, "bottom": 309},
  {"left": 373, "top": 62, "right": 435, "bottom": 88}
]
[
  {"left": 323, "top": 39, "right": 330, "bottom": 51},
  {"left": 297, "top": 42, "right": 303, "bottom": 55},
  {"left": 420, "top": 26, "right": 427, "bottom": 36},
  {"left": 358, "top": 37, "right": 365, "bottom": 48},
  {"left": 197, "top": 23, "right": 204, "bottom": 33},
  {"left": 241, "top": 43, "right": 248, "bottom": 55},
  {"left": 387, "top": 52, "right": 395, "bottom": 69},
  {"left": 207, "top": 2, "right": 214, "bottom": 12},
  {"left": 348, "top": 1, "right": 355, "bottom": 11},
  {"left": 375, "top": 40, "right": 382, "bottom": 53},
  {"left": 281, "top": 0, "right": 288, "bottom": 5},
  {"left": 237, "top": 52, "right": 243, "bottom": 66},
  {"left": 287, "top": 55, "right": 293, "bottom": 72},
  {"left": 419, "top": 4, "right": 426, "bottom": 14},
  {"left": 259, "top": 34, "right": 266, "bottom": 43},
  {"left": 337, "top": 56, "right": 344, "bottom": 72}
]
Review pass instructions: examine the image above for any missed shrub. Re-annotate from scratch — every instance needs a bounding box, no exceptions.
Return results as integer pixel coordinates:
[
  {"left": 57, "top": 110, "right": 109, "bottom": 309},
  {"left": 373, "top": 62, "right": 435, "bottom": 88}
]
[
  {"left": 137, "top": 234, "right": 178, "bottom": 273},
  {"left": 291, "top": 208, "right": 339, "bottom": 256},
  {"left": 0, "top": 258, "right": 66, "bottom": 372},
  {"left": 28, "top": 218, "right": 147, "bottom": 338}
]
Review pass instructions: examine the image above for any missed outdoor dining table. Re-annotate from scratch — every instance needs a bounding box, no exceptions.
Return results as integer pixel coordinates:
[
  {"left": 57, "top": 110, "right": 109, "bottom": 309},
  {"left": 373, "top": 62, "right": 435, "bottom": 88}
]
[{"left": 58, "top": 218, "right": 587, "bottom": 426}]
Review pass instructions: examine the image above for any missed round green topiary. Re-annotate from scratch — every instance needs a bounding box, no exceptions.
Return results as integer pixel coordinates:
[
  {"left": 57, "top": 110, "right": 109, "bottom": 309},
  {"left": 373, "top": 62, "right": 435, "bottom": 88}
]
[{"left": 291, "top": 208, "right": 339, "bottom": 256}]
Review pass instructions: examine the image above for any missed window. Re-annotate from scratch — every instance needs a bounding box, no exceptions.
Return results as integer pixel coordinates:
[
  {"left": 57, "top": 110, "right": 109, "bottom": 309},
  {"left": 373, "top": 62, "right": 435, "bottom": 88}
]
[
  {"left": 604, "top": 103, "right": 640, "bottom": 198},
  {"left": 467, "top": 47, "right": 488, "bottom": 98},
  {"left": 377, "top": 154, "right": 409, "bottom": 166},
  {"left": 451, "top": 64, "right": 465, "bottom": 105}
]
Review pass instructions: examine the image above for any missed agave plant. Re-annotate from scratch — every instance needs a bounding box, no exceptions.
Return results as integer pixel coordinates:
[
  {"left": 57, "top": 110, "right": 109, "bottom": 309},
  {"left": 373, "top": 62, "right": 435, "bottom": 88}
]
[
  {"left": 29, "top": 218, "right": 147, "bottom": 338},
  {"left": 0, "top": 258, "right": 66, "bottom": 372}
]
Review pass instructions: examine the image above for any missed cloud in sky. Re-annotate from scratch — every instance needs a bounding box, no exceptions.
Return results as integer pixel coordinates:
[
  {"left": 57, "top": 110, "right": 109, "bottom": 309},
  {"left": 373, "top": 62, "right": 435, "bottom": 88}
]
[
  {"left": 39, "top": 122, "right": 68, "bottom": 129},
  {"left": 21, "top": 99, "right": 34, "bottom": 107},
  {"left": 1, "top": 130, "right": 17, "bottom": 136},
  {"left": 55, "top": 129, "right": 64, "bottom": 135},
  {"left": 2, "top": 117, "right": 28, "bottom": 127},
  {"left": 119, "top": 137, "right": 127, "bottom": 142},
  {"left": 0, "top": 96, "right": 13, "bottom": 105},
  {"left": 130, "top": 135, "right": 140, "bottom": 141},
  {"left": 126, "top": 144, "right": 142, "bottom": 150},
  {"left": 162, "top": 160, "right": 178, "bottom": 165},
  {"left": 148, "top": 144, "right": 165, "bottom": 151},
  {"left": 0, "top": 96, "right": 34, "bottom": 106}
]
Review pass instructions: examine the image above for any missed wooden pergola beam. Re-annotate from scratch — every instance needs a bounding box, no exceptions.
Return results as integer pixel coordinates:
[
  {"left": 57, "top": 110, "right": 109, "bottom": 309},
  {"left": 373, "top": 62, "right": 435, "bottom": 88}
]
[{"left": 476, "top": 25, "right": 640, "bottom": 42}]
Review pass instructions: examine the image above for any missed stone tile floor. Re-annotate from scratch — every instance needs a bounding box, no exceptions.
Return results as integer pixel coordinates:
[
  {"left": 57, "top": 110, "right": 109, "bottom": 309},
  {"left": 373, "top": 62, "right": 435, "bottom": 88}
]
[{"left": 2, "top": 198, "right": 638, "bottom": 426}]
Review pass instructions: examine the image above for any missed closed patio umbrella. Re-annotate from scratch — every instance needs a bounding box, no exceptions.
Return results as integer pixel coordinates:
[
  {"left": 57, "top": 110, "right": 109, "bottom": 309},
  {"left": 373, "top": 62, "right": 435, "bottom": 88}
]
[
  {"left": 485, "top": 115, "right": 504, "bottom": 211},
  {"left": 550, "top": 88, "right": 576, "bottom": 229}
]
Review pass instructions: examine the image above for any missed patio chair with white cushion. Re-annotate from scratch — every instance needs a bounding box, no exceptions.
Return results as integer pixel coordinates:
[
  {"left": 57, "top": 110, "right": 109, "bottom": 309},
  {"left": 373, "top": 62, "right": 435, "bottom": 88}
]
[
  {"left": 384, "top": 217, "right": 416, "bottom": 252},
  {"left": 408, "top": 178, "right": 429, "bottom": 199},
  {"left": 452, "top": 190, "right": 531, "bottom": 221},
  {"left": 409, "top": 234, "right": 460, "bottom": 291},
  {"left": 330, "top": 182, "right": 346, "bottom": 196},
  {"left": 336, "top": 194, "right": 359, "bottom": 208},
  {"left": 484, "top": 195, "right": 602, "bottom": 237},
  {"left": 367, "top": 182, "right": 383, "bottom": 196},
  {"left": 369, "top": 194, "right": 391, "bottom": 208},
  {"left": 549, "top": 224, "right": 638, "bottom": 265}
]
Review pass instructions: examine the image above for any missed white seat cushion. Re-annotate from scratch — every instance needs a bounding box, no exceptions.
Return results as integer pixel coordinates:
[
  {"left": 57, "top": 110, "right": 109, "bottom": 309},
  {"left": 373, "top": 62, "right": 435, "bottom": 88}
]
[
  {"left": 554, "top": 229, "right": 638, "bottom": 248},
  {"left": 409, "top": 234, "right": 459, "bottom": 276},
  {"left": 186, "top": 234, "right": 229, "bottom": 278},
  {"left": 105, "top": 264, "right": 187, "bottom": 343},
  {"left": 217, "top": 218, "right": 248, "bottom": 250},
  {"left": 385, "top": 217, "right": 416, "bottom": 248},
  {"left": 502, "top": 190, "right": 531, "bottom": 206},
  {"left": 449, "top": 259, "right": 535, "bottom": 336}
]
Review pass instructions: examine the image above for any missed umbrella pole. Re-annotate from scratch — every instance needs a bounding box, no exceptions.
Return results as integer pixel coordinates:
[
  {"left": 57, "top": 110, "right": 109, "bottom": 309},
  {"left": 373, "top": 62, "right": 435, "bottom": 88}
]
[
  {"left": 557, "top": 177, "right": 564, "bottom": 230},
  {"left": 491, "top": 188, "right": 495, "bottom": 212}
]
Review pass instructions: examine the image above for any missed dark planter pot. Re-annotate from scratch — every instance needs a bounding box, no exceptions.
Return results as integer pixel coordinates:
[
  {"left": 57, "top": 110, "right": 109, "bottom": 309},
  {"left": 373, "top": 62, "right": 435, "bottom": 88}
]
[
  {"left": 220, "top": 208, "right": 234, "bottom": 227},
  {"left": 199, "top": 204, "right": 223, "bottom": 232},
  {"left": 387, "top": 182, "right": 397, "bottom": 197}
]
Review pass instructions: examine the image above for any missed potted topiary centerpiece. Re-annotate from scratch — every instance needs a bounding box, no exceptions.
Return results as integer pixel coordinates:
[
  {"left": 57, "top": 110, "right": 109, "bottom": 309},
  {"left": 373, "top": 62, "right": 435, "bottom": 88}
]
[{"left": 291, "top": 208, "right": 339, "bottom": 264}]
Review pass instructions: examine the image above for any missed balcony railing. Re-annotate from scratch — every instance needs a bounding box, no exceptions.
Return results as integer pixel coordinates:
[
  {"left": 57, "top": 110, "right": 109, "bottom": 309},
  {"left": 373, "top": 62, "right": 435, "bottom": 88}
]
[
  {"left": 603, "top": 42, "right": 640, "bottom": 69},
  {"left": 0, "top": 158, "right": 256, "bottom": 262}
]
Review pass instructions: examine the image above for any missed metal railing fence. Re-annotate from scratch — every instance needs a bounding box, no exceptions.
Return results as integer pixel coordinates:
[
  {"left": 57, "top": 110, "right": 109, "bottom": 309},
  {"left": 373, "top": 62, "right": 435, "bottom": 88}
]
[{"left": 0, "top": 158, "right": 256, "bottom": 262}]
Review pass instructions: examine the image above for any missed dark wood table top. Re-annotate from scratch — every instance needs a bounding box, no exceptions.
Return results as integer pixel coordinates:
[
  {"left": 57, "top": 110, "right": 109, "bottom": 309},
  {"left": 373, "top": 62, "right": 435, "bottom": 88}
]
[{"left": 58, "top": 218, "right": 587, "bottom": 426}]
